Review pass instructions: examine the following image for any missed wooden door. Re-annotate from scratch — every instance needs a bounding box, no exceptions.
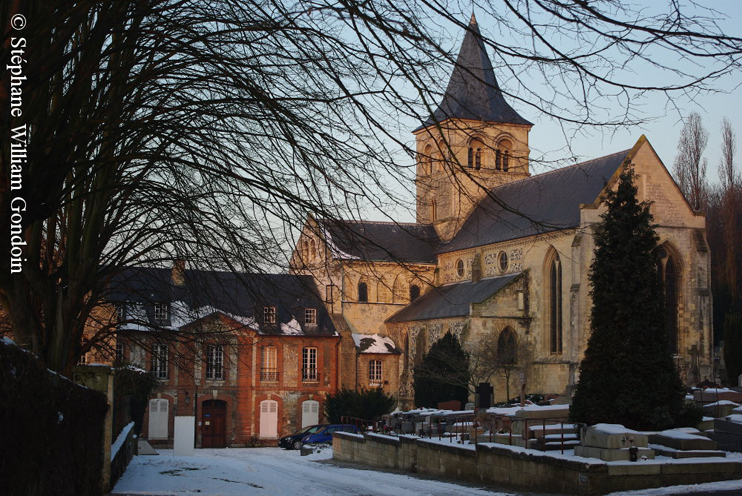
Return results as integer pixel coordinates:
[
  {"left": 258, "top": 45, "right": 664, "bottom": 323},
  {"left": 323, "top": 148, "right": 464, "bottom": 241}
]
[
  {"left": 201, "top": 400, "right": 227, "bottom": 448},
  {"left": 301, "top": 400, "right": 319, "bottom": 428},
  {"left": 148, "top": 398, "right": 169, "bottom": 439},
  {"left": 259, "top": 400, "right": 278, "bottom": 438}
]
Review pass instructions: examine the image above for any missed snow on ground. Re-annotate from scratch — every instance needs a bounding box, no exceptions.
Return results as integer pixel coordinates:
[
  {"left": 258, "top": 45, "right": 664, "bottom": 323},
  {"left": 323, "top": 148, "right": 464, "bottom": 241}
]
[
  {"left": 112, "top": 445, "right": 742, "bottom": 496},
  {"left": 112, "top": 446, "right": 522, "bottom": 496}
]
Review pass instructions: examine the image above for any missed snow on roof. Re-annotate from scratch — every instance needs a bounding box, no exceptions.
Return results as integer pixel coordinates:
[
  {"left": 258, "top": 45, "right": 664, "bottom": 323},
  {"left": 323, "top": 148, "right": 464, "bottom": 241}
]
[
  {"left": 280, "top": 318, "right": 303, "bottom": 335},
  {"left": 725, "top": 414, "right": 742, "bottom": 423},
  {"left": 352, "top": 333, "right": 399, "bottom": 354}
]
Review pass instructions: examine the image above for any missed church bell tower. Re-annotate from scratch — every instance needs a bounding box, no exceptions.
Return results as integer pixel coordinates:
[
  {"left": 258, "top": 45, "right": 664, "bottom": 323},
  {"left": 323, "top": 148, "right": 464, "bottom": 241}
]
[{"left": 414, "top": 14, "right": 533, "bottom": 242}]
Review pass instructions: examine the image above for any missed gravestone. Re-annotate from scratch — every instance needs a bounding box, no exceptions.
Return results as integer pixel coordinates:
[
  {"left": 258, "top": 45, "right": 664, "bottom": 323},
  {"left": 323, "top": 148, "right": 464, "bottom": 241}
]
[{"left": 574, "top": 423, "right": 654, "bottom": 461}]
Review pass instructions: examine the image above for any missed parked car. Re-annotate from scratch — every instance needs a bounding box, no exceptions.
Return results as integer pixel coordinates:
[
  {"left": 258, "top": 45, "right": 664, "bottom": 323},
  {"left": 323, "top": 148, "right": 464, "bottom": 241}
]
[
  {"left": 279, "top": 424, "right": 328, "bottom": 450},
  {"left": 301, "top": 424, "right": 359, "bottom": 445}
]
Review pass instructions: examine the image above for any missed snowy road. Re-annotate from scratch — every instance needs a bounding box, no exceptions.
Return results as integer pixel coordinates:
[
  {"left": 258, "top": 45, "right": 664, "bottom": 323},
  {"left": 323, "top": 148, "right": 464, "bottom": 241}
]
[{"left": 111, "top": 446, "right": 526, "bottom": 496}]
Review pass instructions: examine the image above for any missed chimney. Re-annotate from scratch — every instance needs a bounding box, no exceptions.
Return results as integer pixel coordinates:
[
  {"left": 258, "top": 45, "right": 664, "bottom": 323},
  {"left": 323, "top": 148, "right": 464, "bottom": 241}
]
[{"left": 172, "top": 260, "right": 186, "bottom": 286}]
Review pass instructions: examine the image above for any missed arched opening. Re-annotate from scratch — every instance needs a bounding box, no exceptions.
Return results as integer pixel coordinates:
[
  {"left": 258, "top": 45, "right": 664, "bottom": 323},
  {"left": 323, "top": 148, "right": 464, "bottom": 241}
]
[
  {"left": 547, "top": 250, "right": 563, "bottom": 354},
  {"left": 357, "top": 280, "right": 368, "bottom": 303},
  {"left": 496, "top": 139, "right": 512, "bottom": 172},
  {"left": 468, "top": 138, "right": 485, "bottom": 169},
  {"left": 659, "top": 245, "right": 680, "bottom": 355},
  {"left": 409, "top": 284, "right": 421, "bottom": 302},
  {"left": 436, "top": 140, "right": 446, "bottom": 172},
  {"left": 423, "top": 144, "right": 433, "bottom": 174},
  {"left": 497, "top": 327, "right": 517, "bottom": 364}
]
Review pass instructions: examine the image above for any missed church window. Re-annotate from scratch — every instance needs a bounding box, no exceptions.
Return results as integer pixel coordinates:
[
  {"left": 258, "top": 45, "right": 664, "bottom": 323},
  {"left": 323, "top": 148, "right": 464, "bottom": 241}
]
[
  {"left": 549, "top": 252, "right": 563, "bottom": 354},
  {"left": 410, "top": 285, "right": 421, "bottom": 302},
  {"left": 468, "top": 147, "right": 474, "bottom": 168},
  {"left": 475, "top": 148, "right": 482, "bottom": 170},
  {"left": 497, "top": 139, "right": 512, "bottom": 172},
  {"left": 358, "top": 281, "right": 368, "bottom": 302},
  {"left": 659, "top": 246, "right": 680, "bottom": 355},
  {"left": 497, "top": 327, "right": 517, "bottom": 364},
  {"left": 423, "top": 144, "right": 433, "bottom": 174},
  {"left": 456, "top": 259, "right": 464, "bottom": 278},
  {"left": 498, "top": 251, "right": 508, "bottom": 272},
  {"left": 436, "top": 140, "right": 446, "bottom": 171}
]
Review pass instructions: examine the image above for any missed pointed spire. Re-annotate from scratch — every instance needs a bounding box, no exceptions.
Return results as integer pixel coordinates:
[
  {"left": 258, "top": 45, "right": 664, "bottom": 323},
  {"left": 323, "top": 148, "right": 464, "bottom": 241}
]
[{"left": 417, "top": 14, "right": 531, "bottom": 129}]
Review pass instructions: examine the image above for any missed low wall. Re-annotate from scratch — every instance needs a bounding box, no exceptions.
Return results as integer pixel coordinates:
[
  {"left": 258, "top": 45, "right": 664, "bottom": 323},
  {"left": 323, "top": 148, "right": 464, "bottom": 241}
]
[{"left": 333, "top": 432, "right": 742, "bottom": 495}]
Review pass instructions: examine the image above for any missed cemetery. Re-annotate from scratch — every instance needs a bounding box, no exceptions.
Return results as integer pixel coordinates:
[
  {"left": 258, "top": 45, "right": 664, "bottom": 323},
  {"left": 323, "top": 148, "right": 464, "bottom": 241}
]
[{"left": 333, "top": 388, "right": 742, "bottom": 495}]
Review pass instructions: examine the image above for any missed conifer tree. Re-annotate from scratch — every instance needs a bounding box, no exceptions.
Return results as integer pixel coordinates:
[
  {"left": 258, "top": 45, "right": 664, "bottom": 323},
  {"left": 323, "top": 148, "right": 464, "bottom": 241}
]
[
  {"left": 413, "top": 331, "right": 470, "bottom": 408},
  {"left": 570, "top": 166, "right": 685, "bottom": 430}
]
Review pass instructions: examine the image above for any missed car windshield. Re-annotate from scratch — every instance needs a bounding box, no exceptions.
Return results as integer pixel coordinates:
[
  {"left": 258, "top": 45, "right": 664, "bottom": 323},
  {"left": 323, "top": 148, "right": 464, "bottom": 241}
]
[{"left": 297, "top": 425, "right": 320, "bottom": 435}]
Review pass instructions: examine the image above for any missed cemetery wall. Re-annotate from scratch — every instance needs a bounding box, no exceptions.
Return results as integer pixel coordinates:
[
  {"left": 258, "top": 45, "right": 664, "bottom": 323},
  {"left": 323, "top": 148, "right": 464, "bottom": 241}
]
[{"left": 334, "top": 431, "right": 742, "bottom": 495}]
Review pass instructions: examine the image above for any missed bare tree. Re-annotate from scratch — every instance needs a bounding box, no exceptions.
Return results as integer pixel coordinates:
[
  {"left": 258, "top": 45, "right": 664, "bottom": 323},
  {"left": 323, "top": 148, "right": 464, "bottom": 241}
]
[
  {"left": 467, "top": 330, "right": 531, "bottom": 401},
  {"left": 673, "top": 112, "right": 709, "bottom": 211},
  {"left": 2, "top": 1, "right": 742, "bottom": 374},
  {"left": 719, "top": 117, "right": 739, "bottom": 302}
]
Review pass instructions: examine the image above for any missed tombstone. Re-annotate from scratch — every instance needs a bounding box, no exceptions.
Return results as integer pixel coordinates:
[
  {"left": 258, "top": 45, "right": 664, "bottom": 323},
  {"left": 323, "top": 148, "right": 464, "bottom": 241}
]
[{"left": 475, "top": 383, "right": 493, "bottom": 409}]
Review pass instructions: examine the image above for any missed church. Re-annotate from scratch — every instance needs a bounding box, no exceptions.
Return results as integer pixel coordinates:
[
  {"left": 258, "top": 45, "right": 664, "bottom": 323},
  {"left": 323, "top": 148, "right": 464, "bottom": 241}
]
[{"left": 290, "top": 15, "right": 714, "bottom": 408}]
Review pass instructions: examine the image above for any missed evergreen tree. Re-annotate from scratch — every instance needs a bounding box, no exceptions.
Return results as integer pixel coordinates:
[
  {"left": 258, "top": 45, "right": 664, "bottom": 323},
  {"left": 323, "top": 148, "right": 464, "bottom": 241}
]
[
  {"left": 570, "top": 166, "right": 685, "bottom": 430},
  {"left": 413, "top": 331, "right": 470, "bottom": 408},
  {"left": 324, "top": 387, "right": 396, "bottom": 424},
  {"left": 723, "top": 313, "right": 742, "bottom": 384}
]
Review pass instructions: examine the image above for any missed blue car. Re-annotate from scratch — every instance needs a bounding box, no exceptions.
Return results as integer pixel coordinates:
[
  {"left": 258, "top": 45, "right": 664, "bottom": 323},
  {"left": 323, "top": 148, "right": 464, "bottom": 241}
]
[{"left": 301, "top": 424, "right": 359, "bottom": 445}]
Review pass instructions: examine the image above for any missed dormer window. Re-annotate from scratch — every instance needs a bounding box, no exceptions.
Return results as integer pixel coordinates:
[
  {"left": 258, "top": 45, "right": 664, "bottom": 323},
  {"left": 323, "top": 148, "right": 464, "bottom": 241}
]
[
  {"left": 264, "top": 306, "right": 276, "bottom": 324},
  {"left": 305, "top": 308, "right": 317, "bottom": 325},
  {"left": 154, "top": 303, "right": 169, "bottom": 322}
]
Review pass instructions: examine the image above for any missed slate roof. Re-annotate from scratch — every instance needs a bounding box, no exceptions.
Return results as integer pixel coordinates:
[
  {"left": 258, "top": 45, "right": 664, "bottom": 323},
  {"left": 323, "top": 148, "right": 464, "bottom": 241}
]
[
  {"left": 417, "top": 15, "right": 531, "bottom": 130},
  {"left": 441, "top": 149, "right": 630, "bottom": 253},
  {"left": 105, "top": 267, "right": 337, "bottom": 337},
  {"left": 386, "top": 273, "right": 521, "bottom": 323},
  {"left": 320, "top": 219, "right": 439, "bottom": 264}
]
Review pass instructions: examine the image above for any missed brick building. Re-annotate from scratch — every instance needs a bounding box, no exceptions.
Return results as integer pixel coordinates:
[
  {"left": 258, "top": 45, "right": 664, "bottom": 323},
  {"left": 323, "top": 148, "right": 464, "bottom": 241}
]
[{"left": 110, "top": 266, "right": 339, "bottom": 447}]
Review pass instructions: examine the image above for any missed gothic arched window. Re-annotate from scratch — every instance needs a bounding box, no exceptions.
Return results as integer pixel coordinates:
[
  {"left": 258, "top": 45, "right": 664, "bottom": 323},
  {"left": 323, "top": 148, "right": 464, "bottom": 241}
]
[
  {"left": 658, "top": 246, "right": 680, "bottom": 355},
  {"left": 358, "top": 281, "right": 368, "bottom": 303},
  {"left": 548, "top": 251, "right": 563, "bottom": 354},
  {"left": 409, "top": 285, "right": 421, "bottom": 302},
  {"left": 497, "top": 327, "right": 517, "bottom": 364}
]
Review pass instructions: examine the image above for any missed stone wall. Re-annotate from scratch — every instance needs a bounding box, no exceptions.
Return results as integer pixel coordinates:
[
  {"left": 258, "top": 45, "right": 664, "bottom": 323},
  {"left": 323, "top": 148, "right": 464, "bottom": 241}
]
[{"left": 334, "top": 432, "right": 742, "bottom": 496}]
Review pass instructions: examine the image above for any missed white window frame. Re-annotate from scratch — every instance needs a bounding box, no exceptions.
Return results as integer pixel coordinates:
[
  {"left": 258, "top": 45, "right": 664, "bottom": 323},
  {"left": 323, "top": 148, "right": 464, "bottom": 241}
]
[
  {"left": 302, "top": 347, "right": 318, "bottom": 381},
  {"left": 154, "top": 303, "right": 169, "bottom": 322},
  {"left": 305, "top": 308, "right": 317, "bottom": 325},
  {"left": 261, "top": 346, "right": 278, "bottom": 381},
  {"left": 115, "top": 341, "right": 125, "bottom": 362},
  {"left": 152, "top": 343, "right": 169, "bottom": 379},
  {"left": 264, "top": 306, "right": 276, "bottom": 324},
  {"left": 369, "top": 359, "right": 382, "bottom": 385},
  {"left": 206, "top": 344, "right": 224, "bottom": 380}
]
